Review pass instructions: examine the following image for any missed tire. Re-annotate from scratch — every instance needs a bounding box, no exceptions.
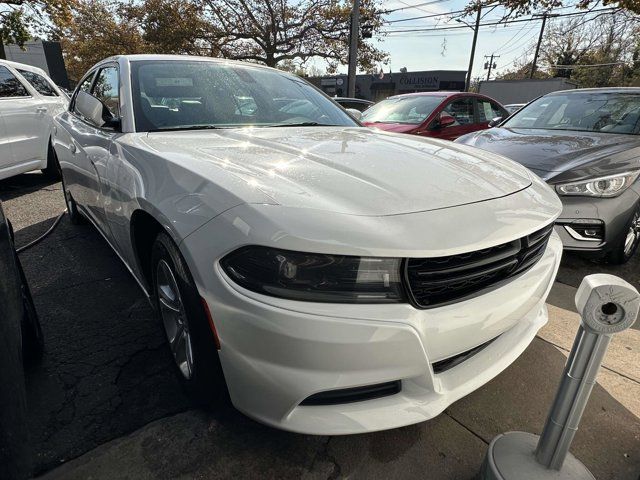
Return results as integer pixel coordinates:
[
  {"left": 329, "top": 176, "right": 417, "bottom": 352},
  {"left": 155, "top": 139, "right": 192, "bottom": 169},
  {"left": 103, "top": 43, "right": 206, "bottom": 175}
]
[
  {"left": 42, "top": 141, "right": 62, "bottom": 180},
  {"left": 606, "top": 203, "right": 640, "bottom": 264},
  {"left": 61, "top": 176, "right": 85, "bottom": 225},
  {"left": 16, "top": 253, "right": 43, "bottom": 365},
  {"left": 151, "top": 232, "right": 227, "bottom": 405}
]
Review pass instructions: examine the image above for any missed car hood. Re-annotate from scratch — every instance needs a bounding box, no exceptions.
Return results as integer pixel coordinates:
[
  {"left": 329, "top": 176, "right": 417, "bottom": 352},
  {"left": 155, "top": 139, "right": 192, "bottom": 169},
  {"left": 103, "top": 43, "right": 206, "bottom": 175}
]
[
  {"left": 362, "top": 122, "right": 419, "bottom": 133},
  {"left": 140, "top": 127, "right": 532, "bottom": 216},
  {"left": 457, "top": 127, "right": 640, "bottom": 181}
]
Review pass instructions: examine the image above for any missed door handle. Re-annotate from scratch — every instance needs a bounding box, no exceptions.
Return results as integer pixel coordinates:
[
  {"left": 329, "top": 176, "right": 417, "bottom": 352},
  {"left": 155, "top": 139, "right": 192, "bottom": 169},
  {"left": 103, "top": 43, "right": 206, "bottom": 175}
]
[{"left": 36, "top": 107, "right": 48, "bottom": 114}]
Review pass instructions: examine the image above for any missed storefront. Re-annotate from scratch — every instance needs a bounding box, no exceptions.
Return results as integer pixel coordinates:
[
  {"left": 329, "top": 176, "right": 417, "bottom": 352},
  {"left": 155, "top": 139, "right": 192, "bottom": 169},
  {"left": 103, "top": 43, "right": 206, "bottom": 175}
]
[{"left": 310, "top": 70, "right": 466, "bottom": 101}]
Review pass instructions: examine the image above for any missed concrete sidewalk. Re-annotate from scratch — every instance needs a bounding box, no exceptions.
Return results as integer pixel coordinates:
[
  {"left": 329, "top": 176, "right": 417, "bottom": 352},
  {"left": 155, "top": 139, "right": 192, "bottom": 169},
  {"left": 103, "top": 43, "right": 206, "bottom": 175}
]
[{"left": 39, "top": 282, "right": 640, "bottom": 480}]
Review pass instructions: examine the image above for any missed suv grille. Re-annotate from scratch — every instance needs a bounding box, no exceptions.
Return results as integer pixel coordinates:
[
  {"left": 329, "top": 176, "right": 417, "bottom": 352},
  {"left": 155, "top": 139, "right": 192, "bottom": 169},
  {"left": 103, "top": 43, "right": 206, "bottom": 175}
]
[{"left": 405, "top": 224, "right": 554, "bottom": 309}]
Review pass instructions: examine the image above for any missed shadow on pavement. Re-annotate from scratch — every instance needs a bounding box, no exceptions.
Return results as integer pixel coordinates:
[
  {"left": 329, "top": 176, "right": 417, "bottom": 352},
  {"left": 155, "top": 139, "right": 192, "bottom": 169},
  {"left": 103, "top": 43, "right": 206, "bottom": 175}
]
[
  {"left": 0, "top": 173, "right": 59, "bottom": 201},
  {"left": 18, "top": 216, "right": 190, "bottom": 475}
]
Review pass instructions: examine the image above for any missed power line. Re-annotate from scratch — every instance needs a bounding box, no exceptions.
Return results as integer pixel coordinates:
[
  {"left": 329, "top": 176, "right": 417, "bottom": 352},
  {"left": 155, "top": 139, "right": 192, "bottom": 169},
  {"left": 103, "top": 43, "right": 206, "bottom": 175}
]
[
  {"left": 548, "top": 61, "right": 627, "bottom": 68},
  {"left": 381, "top": 7, "right": 617, "bottom": 34},
  {"left": 383, "top": 2, "right": 584, "bottom": 24},
  {"left": 493, "top": 20, "right": 532, "bottom": 53},
  {"left": 384, "top": 8, "right": 468, "bottom": 23},
  {"left": 382, "top": 0, "right": 455, "bottom": 15}
]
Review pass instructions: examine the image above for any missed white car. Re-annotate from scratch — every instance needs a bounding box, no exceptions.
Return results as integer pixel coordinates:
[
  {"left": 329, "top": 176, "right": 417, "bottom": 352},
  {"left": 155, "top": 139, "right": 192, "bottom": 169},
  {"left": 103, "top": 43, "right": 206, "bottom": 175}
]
[
  {"left": 0, "top": 60, "right": 68, "bottom": 181},
  {"left": 53, "top": 55, "right": 563, "bottom": 435}
]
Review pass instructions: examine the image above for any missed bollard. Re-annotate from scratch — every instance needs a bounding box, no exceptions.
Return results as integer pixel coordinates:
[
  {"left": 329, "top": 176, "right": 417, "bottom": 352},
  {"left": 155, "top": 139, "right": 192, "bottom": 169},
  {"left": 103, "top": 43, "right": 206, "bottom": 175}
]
[{"left": 480, "top": 274, "right": 640, "bottom": 480}]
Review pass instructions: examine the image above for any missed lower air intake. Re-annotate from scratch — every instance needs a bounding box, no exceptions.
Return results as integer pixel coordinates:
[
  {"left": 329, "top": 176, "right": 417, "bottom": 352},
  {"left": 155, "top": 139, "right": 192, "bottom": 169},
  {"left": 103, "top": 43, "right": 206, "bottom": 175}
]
[{"left": 300, "top": 381, "right": 401, "bottom": 406}]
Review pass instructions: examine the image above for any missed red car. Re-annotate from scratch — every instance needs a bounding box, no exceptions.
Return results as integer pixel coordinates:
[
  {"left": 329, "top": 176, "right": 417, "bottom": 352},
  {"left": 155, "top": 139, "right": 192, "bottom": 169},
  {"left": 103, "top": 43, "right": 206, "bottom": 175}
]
[{"left": 361, "top": 92, "right": 509, "bottom": 141}]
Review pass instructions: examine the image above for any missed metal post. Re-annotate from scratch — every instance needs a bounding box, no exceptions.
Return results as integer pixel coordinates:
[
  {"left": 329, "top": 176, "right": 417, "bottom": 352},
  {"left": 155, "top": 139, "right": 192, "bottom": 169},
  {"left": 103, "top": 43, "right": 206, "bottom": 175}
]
[
  {"left": 530, "top": 12, "right": 548, "bottom": 79},
  {"left": 465, "top": 6, "right": 482, "bottom": 92},
  {"left": 536, "top": 275, "right": 639, "bottom": 469},
  {"left": 347, "top": 0, "right": 360, "bottom": 98},
  {"left": 480, "top": 274, "right": 640, "bottom": 480}
]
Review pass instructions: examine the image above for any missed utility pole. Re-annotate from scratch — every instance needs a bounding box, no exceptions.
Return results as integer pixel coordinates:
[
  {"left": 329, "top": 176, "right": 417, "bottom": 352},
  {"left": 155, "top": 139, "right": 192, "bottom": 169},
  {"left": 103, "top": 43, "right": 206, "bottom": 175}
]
[
  {"left": 484, "top": 54, "right": 499, "bottom": 81},
  {"left": 464, "top": 6, "right": 482, "bottom": 92},
  {"left": 530, "top": 12, "right": 548, "bottom": 79},
  {"left": 347, "top": 0, "right": 361, "bottom": 98}
]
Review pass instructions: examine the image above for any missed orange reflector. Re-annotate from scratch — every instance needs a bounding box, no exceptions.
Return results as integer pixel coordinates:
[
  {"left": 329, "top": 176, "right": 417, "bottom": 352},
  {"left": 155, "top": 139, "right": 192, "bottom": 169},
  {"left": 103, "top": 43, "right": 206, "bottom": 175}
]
[{"left": 201, "top": 297, "right": 221, "bottom": 350}]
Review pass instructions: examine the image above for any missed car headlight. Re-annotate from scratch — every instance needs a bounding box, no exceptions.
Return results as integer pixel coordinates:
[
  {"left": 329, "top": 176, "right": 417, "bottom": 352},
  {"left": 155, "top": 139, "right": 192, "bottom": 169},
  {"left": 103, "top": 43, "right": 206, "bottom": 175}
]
[
  {"left": 555, "top": 171, "right": 640, "bottom": 198},
  {"left": 220, "top": 246, "right": 405, "bottom": 303}
]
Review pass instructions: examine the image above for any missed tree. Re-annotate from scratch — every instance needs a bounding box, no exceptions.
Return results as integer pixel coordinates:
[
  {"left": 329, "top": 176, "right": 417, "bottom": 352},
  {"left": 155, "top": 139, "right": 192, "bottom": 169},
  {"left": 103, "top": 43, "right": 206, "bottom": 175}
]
[
  {"left": 55, "top": 0, "right": 146, "bottom": 83},
  {"left": 496, "top": 14, "right": 639, "bottom": 87},
  {"left": 0, "top": 0, "right": 75, "bottom": 51},
  {"left": 477, "top": 0, "right": 638, "bottom": 17},
  {"left": 497, "top": 61, "right": 550, "bottom": 80},
  {"left": 56, "top": 0, "right": 388, "bottom": 83},
  {"left": 123, "top": 0, "right": 210, "bottom": 55},
  {"left": 198, "top": 0, "right": 387, "bottom": 71},
  {"left": 56, "top": 0, "right": 214, "bottom": 83}
]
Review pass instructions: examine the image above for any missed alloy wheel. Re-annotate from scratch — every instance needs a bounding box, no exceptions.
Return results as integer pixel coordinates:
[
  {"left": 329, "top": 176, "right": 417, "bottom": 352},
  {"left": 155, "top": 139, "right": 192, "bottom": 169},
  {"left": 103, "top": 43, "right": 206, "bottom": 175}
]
[
  {"left": 623, "top": 210, "right": 640, "bottom": 257},
  {"left": 156, "top": 259, "right": 194, "bottom": 379}
]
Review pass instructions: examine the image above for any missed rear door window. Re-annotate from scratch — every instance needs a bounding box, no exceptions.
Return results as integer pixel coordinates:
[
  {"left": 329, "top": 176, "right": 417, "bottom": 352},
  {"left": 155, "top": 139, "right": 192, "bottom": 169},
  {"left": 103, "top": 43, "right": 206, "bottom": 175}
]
[
  {"left": 0, "top": 66, "right": 29, "bottom": 97},
  {"left": 477, "top": 99, "right": 506, "bottom": 122},
  {"left": 17, "top": 69, "right": 59, "bottom": 97}
]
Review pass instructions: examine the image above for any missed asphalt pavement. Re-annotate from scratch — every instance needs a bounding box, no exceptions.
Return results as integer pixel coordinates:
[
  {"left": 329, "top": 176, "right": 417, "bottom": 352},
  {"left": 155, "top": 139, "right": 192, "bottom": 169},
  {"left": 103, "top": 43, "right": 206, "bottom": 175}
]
[{"left": 1, "top": 172, "right": 638, "bottom": 480}]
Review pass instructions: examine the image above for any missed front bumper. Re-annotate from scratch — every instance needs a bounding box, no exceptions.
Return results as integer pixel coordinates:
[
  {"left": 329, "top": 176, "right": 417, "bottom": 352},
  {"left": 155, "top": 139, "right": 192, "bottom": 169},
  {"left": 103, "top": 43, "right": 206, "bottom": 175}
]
[
  {"left": 554, "top": 187, "right": 640, "bottom": 255},
  {"left": 195, "top": 233, "right": 562, "bottom": 435}
]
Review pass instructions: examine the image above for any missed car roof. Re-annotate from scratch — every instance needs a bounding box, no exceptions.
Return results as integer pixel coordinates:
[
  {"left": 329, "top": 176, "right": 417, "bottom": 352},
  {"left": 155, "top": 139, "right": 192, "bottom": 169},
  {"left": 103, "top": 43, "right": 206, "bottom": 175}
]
[
  {"left": 0, "top": 59, "right": 48, "bottom": 76},
  {"left": 548, "top": 87, "right": 640, "bottom": 95},
  {"left": 387, "top": 91, "right": 489, "bottom": 100},
  {"left": 99, "top": 54, "right": 281, "bottom": 73}
]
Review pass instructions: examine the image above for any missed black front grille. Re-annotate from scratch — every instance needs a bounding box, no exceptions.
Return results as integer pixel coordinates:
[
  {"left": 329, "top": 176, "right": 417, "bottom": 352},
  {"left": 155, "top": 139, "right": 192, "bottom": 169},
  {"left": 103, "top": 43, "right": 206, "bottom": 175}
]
[
  {"left": 405, "top": 224, "right": 554, "bottom": 309},
  {"left": 300, "top": 381, "right": 401, "bottom": 406}
]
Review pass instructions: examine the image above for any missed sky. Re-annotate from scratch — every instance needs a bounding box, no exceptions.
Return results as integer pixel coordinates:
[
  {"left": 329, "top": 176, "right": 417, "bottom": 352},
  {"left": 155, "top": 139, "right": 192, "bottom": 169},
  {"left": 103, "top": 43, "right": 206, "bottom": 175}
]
[{"left": 328, "top": 0, "right": 601, "bottom": 80}]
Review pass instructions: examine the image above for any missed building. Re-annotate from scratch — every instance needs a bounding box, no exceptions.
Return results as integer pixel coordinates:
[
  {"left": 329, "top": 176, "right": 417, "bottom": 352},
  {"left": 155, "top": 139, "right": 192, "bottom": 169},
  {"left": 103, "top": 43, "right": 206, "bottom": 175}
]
[
  {"left": 478, "top": 78, "right": 578, "bottom": 105},
  {"left": 3, "top": 40, "right": 70, "bottom": 89},
  {"left": 309, "top": 70, "right": 467, "bottom": 102}
]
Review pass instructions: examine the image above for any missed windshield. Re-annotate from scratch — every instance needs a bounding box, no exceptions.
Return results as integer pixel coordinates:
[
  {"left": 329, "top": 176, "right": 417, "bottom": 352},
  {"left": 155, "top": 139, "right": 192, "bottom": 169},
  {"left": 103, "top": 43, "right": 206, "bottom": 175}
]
[
  {"left": 503, "top": 92, "right": 640, "bottom": 135},
  {"left": 361, "top": 95, "right": 444, "bottom": 124},
  {"left": 130, "top": 60, "right": 357, "bottom": 131}
]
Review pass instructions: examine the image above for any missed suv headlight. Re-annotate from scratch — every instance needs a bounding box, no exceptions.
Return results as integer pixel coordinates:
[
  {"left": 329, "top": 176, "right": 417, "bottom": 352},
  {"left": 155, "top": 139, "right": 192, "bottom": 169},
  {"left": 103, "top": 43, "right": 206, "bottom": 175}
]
[
  {"left": 555, "top": 171, "right": 640, "bottom": 198},
  {"left": 221, "top": 246, "right": 405, "bottom": 303}
]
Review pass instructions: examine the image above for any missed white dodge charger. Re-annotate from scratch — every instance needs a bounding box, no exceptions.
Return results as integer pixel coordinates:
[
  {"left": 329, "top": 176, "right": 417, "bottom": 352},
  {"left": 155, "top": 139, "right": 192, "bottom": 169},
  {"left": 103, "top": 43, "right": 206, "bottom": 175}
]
[{"left": 53, "top": 55, "right": 562, "bottom": 435}]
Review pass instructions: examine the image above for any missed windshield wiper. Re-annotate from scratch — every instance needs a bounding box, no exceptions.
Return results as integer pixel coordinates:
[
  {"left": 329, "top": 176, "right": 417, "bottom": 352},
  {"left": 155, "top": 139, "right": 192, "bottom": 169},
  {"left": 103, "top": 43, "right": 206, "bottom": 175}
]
[
  {"left": 148, "top": 125, "right": 223, "bottom": 132},
  {"left": 267, "top": 122, "right": 340, "bottom": 127}
]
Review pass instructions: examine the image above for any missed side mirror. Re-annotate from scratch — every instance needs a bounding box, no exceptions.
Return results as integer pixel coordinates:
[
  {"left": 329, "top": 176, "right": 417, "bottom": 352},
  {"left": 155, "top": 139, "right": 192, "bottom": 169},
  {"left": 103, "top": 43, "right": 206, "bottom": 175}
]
[
  {"left": 75, "top": 91, "right": 120, "bottom": 130},
  {"left": 488, "top": 116, "right": 503, "bottom": 128},
  {"left": 432, "top": 113, "right": 456, "bottom": 129},
  {"left": 345, "top": 108, "right": 363, "bottom": 121}
]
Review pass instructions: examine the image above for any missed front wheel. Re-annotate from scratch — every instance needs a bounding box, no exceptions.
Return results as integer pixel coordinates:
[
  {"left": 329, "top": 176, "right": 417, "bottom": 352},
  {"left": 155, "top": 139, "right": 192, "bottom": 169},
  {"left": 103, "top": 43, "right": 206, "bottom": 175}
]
[
  {"left": 61, "top": 176, "right": 85, "bottom": 225},
  {"left": 42, "top": 141, "right": 62, "bottom": 180},
  {"left": 151, "top": 232, "right": 227, "bottom": 404},
  {"left": 607, "top": 204, "right": 640, "bottom": 264}
]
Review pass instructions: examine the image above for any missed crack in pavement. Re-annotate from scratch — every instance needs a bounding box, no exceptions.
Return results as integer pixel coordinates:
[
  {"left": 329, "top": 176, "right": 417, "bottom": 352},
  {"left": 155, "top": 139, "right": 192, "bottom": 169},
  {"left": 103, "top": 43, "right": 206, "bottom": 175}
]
[
  {"left": 536, "top": 335, "right": 640, "bottom": 385},
  {"left": 444, "top": 410, "right": 490, "bottom": 446}
]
